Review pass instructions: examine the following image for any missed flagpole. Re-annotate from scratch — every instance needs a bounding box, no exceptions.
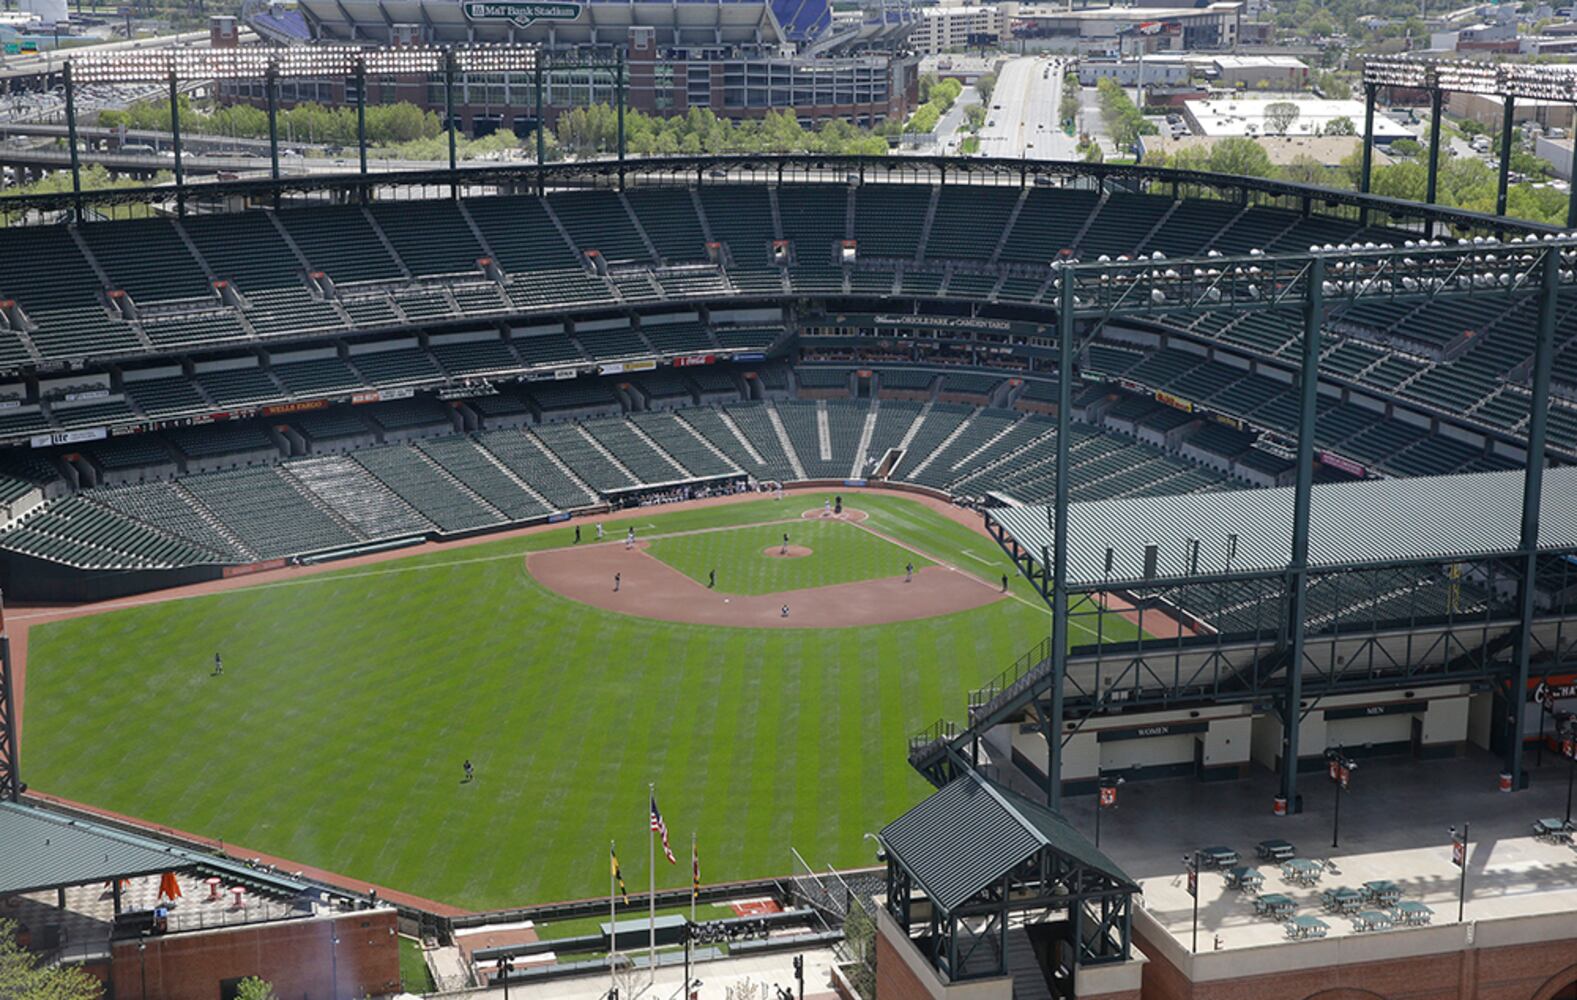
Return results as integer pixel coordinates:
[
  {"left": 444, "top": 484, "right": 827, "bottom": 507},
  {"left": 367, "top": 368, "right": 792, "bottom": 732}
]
[
  {"left": 690, "top": 831, "right": 697, "bottom": 926},
  {"left": 649, "top": 782, "right": 657, "bottom": 987},
  {"left": 610, "top": 839, "right": 618, "bottom": 995}
]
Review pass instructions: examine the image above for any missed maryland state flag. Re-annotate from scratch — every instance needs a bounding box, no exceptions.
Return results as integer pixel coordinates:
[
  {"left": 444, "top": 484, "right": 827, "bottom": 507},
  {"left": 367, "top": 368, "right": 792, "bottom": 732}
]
[
  {"left": 611, "top": 843, "right": 630, "bottom": 904},
  {"left": 691, "top": 835, "right": 700, "bottom": 901}
]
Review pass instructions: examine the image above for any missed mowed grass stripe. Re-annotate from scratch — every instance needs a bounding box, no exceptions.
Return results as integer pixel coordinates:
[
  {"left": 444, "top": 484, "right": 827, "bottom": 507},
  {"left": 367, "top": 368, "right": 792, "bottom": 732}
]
[
  {"left": 644, "top": 518, "right": 927, "bottom": 595},
  {"left": 24, "top": 493, "right": 1080, "bottom": 909}
]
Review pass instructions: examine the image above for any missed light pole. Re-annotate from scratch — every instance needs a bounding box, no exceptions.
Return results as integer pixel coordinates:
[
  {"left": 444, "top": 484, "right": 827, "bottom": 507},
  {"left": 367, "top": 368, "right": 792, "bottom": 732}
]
[
  {"left": 498, "top": 955, "right": 514, "bottom": 1000},
  {"left": 1559, "top": 714, "right": 1575, "bottom": 826},
  {"left": 1325, "top": 747, "right": 1356, "bottom": 849},
  {"left": 1183, "top": 851, "right": 1200, "bottom": 953},
  {"left": 139, "top": 940, "right": 147, "bottom": 999},
  {"left": 330, "top": 933, "right": 340, "bottom": 1000},
  {"left": 1448, "top": 824, "right": 1469, "bottom": 923}
]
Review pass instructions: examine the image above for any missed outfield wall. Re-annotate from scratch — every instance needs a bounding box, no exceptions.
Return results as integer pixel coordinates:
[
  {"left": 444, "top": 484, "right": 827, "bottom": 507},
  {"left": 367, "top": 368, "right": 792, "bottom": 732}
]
[{"left": 0, "top": 548, "right": 223, "bottom": 603}]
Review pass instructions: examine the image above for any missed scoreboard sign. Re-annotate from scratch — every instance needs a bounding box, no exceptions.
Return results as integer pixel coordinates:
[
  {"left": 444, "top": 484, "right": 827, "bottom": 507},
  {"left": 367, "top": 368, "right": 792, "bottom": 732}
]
[{"left": 462, "top": 1, "right": 583, "bottom": 26}]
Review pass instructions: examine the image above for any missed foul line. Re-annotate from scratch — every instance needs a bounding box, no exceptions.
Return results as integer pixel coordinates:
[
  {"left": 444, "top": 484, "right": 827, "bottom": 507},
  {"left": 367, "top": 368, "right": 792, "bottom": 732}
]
[{"left": 5, "top": 515, "right": 813, "bottom": 624}]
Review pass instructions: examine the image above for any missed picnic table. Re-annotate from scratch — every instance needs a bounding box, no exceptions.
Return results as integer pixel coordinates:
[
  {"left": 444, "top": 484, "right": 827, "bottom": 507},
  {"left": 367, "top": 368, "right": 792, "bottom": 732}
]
[
  {"left": 1362, "top": 880, "right": 1402, "bottom": 907},
  {"left": 1320, "top": 886, "right": 1364, "bottom": 915},
  {"left": 1198, "top": 846, "right": 1239, "bottom": 870},
  {"left": 1353, "top": 909, "right": 1394, "bottom": 933},
  {"left": 1532, "top": 817, "right": 1573, "bottom": 843},
  {"left": 1256, "top": 839, "right": 1297, "bottom": 862},
  {"left": 1253, "top": 893, "right": 1296, "bottom": 920},
  {"left": 1224, "top": 866, "right": 1264, "bottom": 892},
  {"left": 1281, "top": 858, "right": 1325, "bottom": 886},
  {"left": 1394, "top": 900, "right": 1433, "bottom": 926},
  {"left": 1284, "top": 915, "right": 1329, "bottom": 940}
]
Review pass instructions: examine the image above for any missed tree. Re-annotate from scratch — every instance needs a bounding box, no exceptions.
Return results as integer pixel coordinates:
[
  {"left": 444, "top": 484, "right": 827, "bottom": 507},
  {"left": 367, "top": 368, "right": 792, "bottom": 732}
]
[
  {"left": 0, "top": 920, "right": 102, "bottom": 1000},
  {"left": 1278, "top": 154, "right": 1332, "bottom": 186},
  {"left": 1059, "top": 73, "right": 1080, "bottom": 127},
  {"left": 1265, "top": 101, "right": 1300, "bottom": 135},
  {"left": 234, "top": 978, "right": 279, "bottom": 1000},
  {"left": 1322, "top": 115, "right": 1356, "bottom": 137},
  {"left": 975, "top": 71, "right": 996, "bottom": 106},
  {"left": 1207, "top": 137, "right": 1273, "bottom": 178}
]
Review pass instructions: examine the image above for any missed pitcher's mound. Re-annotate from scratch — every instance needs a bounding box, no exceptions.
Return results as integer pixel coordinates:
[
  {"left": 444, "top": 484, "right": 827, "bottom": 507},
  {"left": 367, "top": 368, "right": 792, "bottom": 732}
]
[{"left": 764, "top": 545, "right": 814, "bottom": 559}]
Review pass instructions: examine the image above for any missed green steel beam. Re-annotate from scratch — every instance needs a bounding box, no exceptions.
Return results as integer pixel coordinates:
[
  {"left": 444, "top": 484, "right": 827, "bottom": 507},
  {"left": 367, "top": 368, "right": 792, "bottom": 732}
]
[
  {"left": 1359, "top": 84, "right": 1377, "bottom": 224},
  {"left": 1280, "top": 253, "right": 1326, "bottom": 816},
  {"left": 1425, "top": 88, "right": 1443, "bottom": 235},
  {"left": 1048, "top": 268, "right": 1075, "bottom": 811},
  {"left": 445, "top": 51, "right": 458, "bottom": 200},
  {"left": 1496, "top": 95, "right": 1515, "bottom": 219},
  {"left": 62, "top": 61, "right": 81, "bottom": 223},
  {"left": 1507, "top": 247, "right": 1559, "bottom": 791},
  {"left": 168, "top": 70, "right": 185, "bottom": 217}
]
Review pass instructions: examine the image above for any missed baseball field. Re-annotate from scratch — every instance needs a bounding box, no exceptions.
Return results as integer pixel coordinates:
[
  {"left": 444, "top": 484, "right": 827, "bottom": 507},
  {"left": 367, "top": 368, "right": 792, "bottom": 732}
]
[{"left": 19, "top": 490, "right": 1134, "bottom": 911}]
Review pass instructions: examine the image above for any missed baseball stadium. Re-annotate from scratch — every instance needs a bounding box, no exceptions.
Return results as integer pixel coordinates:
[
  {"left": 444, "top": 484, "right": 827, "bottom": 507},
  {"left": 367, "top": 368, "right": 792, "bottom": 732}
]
[{"left": 0, "top": 50, "right": 1576, "bottom": 1000}]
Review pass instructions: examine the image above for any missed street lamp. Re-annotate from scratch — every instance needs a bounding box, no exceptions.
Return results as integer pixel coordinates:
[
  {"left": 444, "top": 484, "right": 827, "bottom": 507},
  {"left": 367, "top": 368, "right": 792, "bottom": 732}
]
[
  {"left": 138, "top": 939, "right": 147, "bottom": 999},
  {"left": 330, "top": 934, "right": 340, "bottom": 1000},
  {"left": 1182, "top": 850, "right": 1201, "bottom": 953},
  {"left": 1557, "top": 713, "right": 1576, "bottom": 826},
  {"left": 1448, "top": 824, "right": 1469, "bottom": 923},
  {"left": 497, "top": 955, "right": 515, "bottom": 1000},
  {"left": 1325, "top": 747, "right": 1357, "bottom": 849}
]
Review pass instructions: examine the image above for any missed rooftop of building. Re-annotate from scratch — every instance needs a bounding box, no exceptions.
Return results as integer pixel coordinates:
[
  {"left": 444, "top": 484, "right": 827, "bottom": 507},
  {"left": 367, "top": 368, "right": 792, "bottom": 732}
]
[
  {"left": 1148, "top": 133, "right": 1388, "bottom": 167},
  {"left": 1079, "top": 747, "right": 1577, "bottom": 954},
  {"left": 1012, "top": 1, "right": 1242, "bottom": 19},
  {"left": 1183, "top": 95, "right": 1416, "bottom": 139}
]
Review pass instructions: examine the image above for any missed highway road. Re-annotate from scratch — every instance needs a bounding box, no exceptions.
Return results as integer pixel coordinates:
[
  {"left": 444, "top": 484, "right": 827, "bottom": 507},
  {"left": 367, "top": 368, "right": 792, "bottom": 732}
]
[{"left": 974, "top": 55, "right": 1078, "bottom": 162}]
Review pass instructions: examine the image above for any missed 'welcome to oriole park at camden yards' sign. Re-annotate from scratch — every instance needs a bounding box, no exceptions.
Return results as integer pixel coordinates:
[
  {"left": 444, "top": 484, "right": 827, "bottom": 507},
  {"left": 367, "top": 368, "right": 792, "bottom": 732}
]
[{"left": 461, "top": 1, "right": 583, "bottom": 27}]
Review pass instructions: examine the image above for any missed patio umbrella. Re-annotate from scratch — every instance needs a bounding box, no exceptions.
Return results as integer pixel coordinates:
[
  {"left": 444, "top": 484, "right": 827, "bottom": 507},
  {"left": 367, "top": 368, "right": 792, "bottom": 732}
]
[{"left": 158, "top": 871, "right": 183, "bottom": 901}]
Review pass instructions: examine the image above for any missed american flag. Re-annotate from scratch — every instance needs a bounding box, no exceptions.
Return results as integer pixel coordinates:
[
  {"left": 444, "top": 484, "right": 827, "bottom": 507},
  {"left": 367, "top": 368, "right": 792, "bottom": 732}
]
[{"left": 650, "top": 794, "right": 677, "bottom": 865}]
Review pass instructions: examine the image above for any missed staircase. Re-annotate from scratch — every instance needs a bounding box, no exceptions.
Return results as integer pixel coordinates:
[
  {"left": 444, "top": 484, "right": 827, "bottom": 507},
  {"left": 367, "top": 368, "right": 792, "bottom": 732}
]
[
  {"left": 468, "top": 437, "right": 555, "bottom": 510},
  {"left": 851, "top": 402, "right": 879, "bottom": 478},
  {"left": 904, "top": 410, "right": 976, "bottom": 480},
  {"left": 288, "top": 453, "right": 434, "bottom": 537},
  {"left": 815, "top": 401, "right": 833, "bottom": 463},
  {"left": 574, "top": 424, "right": 642, "bottom": 484},
  {"left": 943, "top": 415, "right": 1028, "bottom": 481},
  {"left": 1068, "top": 192, "right": 1108, "bottom": 254},
  {"left": 915, "top": 186, "right": 942, "bottom": 262},
  {"left": 989, "top": 190, "right": 1029, "bottom": 265},
  {"left": 171, "top": 480, "right": 258, "bottom": 561},
  {"left": 618, "top": 192, "right": 663, "bottom": 263},
  {"left": 409, "top": 446, "right": 510, "bottom": 520},
  {"left": 624, "top": 417, "right": 692, "bottom": 479},
  {"left": 711, "top": 408, "right": 767, "bottom": 466},
  {"left": 274, "top": 463, "right": 375, "bottom": 540},
  {"left": 765, "top": 403, "right": 808, "bottom": 480},
  {"left": 673, "top": 412, "right": 744, "bottom": 473},
  {"left": 509, "top": 430, "right": 600, "bottom": 504}
]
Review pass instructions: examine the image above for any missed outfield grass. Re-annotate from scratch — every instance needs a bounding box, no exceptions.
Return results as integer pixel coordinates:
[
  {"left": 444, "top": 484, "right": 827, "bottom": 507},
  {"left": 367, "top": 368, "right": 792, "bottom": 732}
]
[
  {"left": 22, "top": 492, "right": 1133, "bottom": 910},
  {"left": 645, "top": 518, "right": 929, "bottom": 594}
]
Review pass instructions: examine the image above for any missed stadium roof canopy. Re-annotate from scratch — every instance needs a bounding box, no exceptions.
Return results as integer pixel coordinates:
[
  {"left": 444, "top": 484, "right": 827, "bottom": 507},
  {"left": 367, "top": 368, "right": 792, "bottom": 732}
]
[
  {"left": 0, "top": 801, "right": 312, "bottom": 897},
  {"left": 294, "top": 0, "right": 798, "bottom": 47},
  {"left": 879, "top": 770, "right": 1135, "bottom": 915},
  {"left": 988, "top": 466, "right": 1577, "bottom": 588}
]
